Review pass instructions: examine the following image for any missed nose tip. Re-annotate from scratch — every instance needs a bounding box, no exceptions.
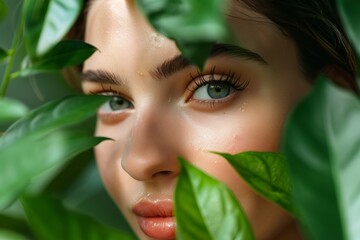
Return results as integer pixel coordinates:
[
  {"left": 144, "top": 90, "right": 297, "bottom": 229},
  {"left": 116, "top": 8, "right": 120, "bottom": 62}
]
[{"left": 121, "top": 147, "right": 180, "bottom": 181}]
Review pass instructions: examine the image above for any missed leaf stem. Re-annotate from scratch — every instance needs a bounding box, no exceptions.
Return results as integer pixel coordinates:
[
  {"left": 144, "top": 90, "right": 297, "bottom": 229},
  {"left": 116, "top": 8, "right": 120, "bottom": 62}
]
[{"left": 0, "top": 14, "right": 24, "bottom": 97}]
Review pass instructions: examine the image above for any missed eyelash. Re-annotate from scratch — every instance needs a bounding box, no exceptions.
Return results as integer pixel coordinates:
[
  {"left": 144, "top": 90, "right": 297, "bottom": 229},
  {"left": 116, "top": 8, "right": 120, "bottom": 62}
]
[
  {"left": 88, "top": 66, "right": 249, "bottom": 109},
  {"left": 187, "top": 66, "right": 249, "bottom": 97},
  {"left": 89, "top": 85, "right": 123, "bottom": 97}
]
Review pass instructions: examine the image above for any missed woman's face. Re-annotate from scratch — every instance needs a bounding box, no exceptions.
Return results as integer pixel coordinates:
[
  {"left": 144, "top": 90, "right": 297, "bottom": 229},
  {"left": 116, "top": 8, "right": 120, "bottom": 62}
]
[{"left": 82, "top": 0, "right": 310, "bottom": 239}]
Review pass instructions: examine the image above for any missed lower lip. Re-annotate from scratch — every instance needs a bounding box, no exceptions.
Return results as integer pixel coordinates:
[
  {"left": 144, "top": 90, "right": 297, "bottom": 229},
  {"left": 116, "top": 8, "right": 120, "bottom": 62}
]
[{"left": 138, "top": 216, "right": 175, "bottom": 239}]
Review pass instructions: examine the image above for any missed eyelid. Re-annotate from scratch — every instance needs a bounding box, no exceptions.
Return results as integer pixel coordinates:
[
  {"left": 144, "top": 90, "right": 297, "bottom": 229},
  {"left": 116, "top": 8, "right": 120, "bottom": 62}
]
[{"left": 186, "top": 66, "right": 249, "bottom": 93}]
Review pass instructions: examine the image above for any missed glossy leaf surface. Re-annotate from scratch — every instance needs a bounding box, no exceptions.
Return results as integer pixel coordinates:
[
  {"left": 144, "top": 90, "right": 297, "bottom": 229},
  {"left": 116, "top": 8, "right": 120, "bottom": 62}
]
[
  {"left": 0, "top": 95, "right": 107, "bottom": 210},
  {"left": 283, "top": 77, "right": 360, "bottom": 240},
  {"left": 137, "top": 0, "right": 232, "bottom": 68},
  {"left": 17, "top": 40, "right": 96, "bottom": 77},
  {"left": 216, "top": 152, "right": 294, "bottom": 214},
  {"left": 0, "top": 130, "right": 106, "bottom": 210},
  {"left": 337, "top": 0, "right": 360, "bottom": 57},
  {"left": 175, "top": 158, "right": 254, "bottom": 240},
  {"left": 0, "top": 98, "right": 28, "bottom": 123},
  {"left": 23, "top": 0, "right": 83, "bottom": 57},
  {"left": 0, "top": 229, "right": 27, "bottom": 240},
  {"left": 22, "top": 195, "right": 135, "bottom": 240},
  {"left": 1, "top": 95, "right": 106, "bottom": 148}
]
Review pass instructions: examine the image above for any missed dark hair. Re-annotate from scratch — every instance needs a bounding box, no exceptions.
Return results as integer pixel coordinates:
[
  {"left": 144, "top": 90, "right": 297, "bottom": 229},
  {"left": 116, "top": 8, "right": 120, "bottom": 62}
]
[{"left": 238, "top": 0, "right": 358, "bottom": 93}]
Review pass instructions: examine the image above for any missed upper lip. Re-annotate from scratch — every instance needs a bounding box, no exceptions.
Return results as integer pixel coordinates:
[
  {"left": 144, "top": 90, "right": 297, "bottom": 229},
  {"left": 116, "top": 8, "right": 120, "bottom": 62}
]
[{"left": 132, "top": 198, "right": 173, "bottom": 218}]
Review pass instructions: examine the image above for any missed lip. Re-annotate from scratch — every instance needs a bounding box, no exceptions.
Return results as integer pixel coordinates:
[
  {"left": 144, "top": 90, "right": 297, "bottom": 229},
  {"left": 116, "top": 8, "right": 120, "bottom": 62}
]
[{"left": 132, "top": 199, "right": 175, "bottom": 239}]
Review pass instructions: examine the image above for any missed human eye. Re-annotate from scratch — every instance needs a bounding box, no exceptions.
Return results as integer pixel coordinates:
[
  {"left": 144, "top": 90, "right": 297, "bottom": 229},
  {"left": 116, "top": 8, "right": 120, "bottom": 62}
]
[
  {"left": 187, "top": 66, "right": 249, "bottom": 105},
  {"left": 89, "top": 88, "right": 134, "bottom": 123},
  {"left": 100, "top": 95, "right": 133, "bottom": 112}
]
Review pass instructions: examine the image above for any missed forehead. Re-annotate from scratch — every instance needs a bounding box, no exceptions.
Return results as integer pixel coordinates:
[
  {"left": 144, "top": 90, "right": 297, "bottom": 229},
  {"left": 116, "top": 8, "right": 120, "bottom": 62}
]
[{"left": 84, "top": 0, "right": 297, "bottom": 72}]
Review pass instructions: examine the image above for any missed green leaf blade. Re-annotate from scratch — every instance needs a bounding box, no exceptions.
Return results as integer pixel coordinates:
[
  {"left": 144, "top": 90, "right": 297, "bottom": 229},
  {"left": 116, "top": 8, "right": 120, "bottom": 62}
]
[
  {"left": 0, "top": 98, "right": 29, "bottom": 124},
  {"left": 216, "top": 152, "right": 294, "bottom": 214},
  {"left": 137, "top": 0, "right": 233, "bottom": 68},
  {"left": 283, "top": 76, "right": 360, "bottom": 239},
  {"left": 0, "top": 130, "right": 106, "bottom": 210},
  {"left": 1, "top": 95, "right": 106, "bottom": 148},
  {"left": 17, "top": 40, "right": 96, "bottom": 77},
  {"left": 0, "top": 95, "right": 108, "bottom": 210},
  {"left": 175, "top": 158, "right": 254, "bottom": 240},
  {"left": 22, "top": 195, "right": 135, "bottom": 240},
  {"left": 23, "top": 0, "right": 83, "bottom": 57},
  {"left": 336, "top": 0, "right": 360, "bottom": 57}
]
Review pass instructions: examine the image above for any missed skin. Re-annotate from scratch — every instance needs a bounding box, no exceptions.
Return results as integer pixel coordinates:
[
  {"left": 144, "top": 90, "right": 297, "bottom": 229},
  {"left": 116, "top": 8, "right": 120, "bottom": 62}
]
[{"left": 82, "top": 0, "right": 310, "bottom": 239}]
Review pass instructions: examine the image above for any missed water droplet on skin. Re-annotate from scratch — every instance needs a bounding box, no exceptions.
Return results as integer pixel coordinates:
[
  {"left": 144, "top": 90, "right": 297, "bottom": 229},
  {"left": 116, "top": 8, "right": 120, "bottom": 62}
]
[
  {"left": 239, "top": 101, "right": 247, "bottom": 112},
  {"left": 149, "top": 32, "right": 164, "bottom": 48}
]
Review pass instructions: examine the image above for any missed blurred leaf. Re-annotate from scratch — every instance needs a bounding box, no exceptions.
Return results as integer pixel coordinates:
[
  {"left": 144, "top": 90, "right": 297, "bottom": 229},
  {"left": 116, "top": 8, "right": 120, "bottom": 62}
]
[
  {"left": 283, "top": 76, "right": 360, "bottom": 240},
  {"left": 0, "top": 229, "right": 27, "bottom": 240},
  {"left": 0, "top": 214, "right": 32, "bottom": 238},
  {"left": 42, "top": 149, "right": 94, "bottom": 195},
  {"left": 1, "top": 95, "right": 106, "bottom": 148},
  {"left": 0, "top": 95, "right": 108, "bottom": 210},
  {"left": 137, "top": 0, "right": 233, "bottom": 68},
  {"left": 22, "top": 195, "right": 135, "bottom": 240},
  {"left": 0, "top": 130, "right": 106, "bottom": 210},
  {"left": 15, "top": 40, "right": 96, "bottom": 78},
  {"left": 336, "top": 0, "right": 360, "bottom": 57},
  {"left": 0, "top": 98, "right": 29, "bottom": 124},
  {"left": 0, "top": 0, "right": 7, "bottom": 21},
  {"left": 23, "top": 0, "right": 83, "bottom": 57},
  {"left": 0, "top": 47, "right": 7, "bottom": 62},
  {"left": 216, "top": 152, "right": 294, "bottom": 214},
  {"left": 175, "top": 158, "right": 254, "bottom": 240}
]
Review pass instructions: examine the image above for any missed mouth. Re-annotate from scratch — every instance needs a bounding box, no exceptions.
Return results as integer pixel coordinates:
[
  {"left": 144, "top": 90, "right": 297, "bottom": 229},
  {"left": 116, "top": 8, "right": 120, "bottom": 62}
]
[{"left": 132, "top": 199, "right": 175, "bottom": 239}]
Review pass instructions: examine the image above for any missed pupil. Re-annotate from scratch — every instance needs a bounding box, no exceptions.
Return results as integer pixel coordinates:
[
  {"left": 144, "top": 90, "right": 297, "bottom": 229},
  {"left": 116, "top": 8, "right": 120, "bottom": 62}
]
[{"left": 207, "top": 82, "right": 230, "bottom": 99}]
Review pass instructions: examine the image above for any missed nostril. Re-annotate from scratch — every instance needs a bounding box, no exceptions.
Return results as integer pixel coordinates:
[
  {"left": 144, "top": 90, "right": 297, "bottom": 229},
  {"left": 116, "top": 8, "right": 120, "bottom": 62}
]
[{"left": 154, "top": 170, "right": 174, "bottom": 177}]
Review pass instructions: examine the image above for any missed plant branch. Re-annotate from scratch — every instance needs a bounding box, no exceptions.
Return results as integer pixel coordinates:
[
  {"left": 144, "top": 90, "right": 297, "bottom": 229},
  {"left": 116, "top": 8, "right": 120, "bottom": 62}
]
[{"left": 0, "top": 15, "right": 24, "bottom": 97}]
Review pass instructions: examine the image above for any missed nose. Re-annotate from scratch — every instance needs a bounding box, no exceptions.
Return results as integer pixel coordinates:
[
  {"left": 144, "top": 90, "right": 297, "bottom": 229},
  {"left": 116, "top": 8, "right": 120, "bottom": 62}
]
[{"left": 121, "top": 106, "right": 180, "bottom": 181}]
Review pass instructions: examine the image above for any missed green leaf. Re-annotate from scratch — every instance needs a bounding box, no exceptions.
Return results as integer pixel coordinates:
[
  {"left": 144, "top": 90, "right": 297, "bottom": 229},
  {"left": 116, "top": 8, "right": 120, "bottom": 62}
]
[
  {"left": 16, "top": 40, "right": 96, "bottom": 78},
  {"left": 0, "top": 98, "right": 29, "bottom": 124},
  {"left": 215, "top": 152, "right": 294, "bottom": 214},
  {"left": 23, "top": 0, "right": 83, "bottom": 57},
  {"left": 137, "top": 0, "right": 233, "bottom": 68},
  {"left": 1, "top": 95, "right": 106, "bottom": 148},
  {"left": 22, "top": 195, "right": 135, "bottom": 240},
  {"left": 283, "top": 76, "right": 360, "bottom": 240},
  {"left": 336, "top": 0, "right": 360, "bottom": 57},
  {"left": 0, "top": 0, "right": 7, "bottom": 21},
  {"left": 175, "top": 158, "right": 254, "bottom": 240},
  {"left": 0, "top": 130, "right": 106, "bottom": 210},
  {"left": 0, "top": 47, "right": 7, "bottom": 62},
  {"left": 0, "top": 214, "right": 32, "bottom": 238},
  {"left": 0, "top": 95, "right": 108, "bottom": 210},
  {"left": 0, "top": 229, "right": 27, "bottom": 240}
]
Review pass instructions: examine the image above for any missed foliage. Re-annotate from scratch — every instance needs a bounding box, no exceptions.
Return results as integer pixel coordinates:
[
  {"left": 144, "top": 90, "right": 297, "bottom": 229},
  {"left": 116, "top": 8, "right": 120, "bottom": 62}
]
[
  {"left": 215, "top": 152, "right": 294, "bottom": 214},
  {"left": 175, "top": 158, "right": 254, "bottom": 240},
  {"left": 137, "top": 0, "right": 233, "bottom": 68},
  {"left": 283, "top": 77, "right": 360, "bottom": 240},
  {"left": 0, "top": 0, "right": 134, "bottom": 239},
  {"left": 0, "top": 0, "right": 360, "bottom": 239},
  {"left": 22, "top": 195, "right": 134, "bottom": 240}
]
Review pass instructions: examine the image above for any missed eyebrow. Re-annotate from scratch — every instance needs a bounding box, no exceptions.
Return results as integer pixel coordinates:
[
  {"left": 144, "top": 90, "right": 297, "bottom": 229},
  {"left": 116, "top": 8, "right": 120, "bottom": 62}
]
[
  {"left": 81, "top": 43, "right": 267, "bottom": 84},
  {"left": 150, "top": 43, "right": 267, "bottom": 80},
  {"left": 81, "top": 69, "right": 125, "bottom": 85}
]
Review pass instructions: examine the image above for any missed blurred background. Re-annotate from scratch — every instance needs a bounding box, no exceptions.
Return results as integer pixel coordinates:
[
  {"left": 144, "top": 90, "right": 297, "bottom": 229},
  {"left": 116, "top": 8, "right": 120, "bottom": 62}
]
[{"left": 0, "top": 0, "right": 132, "bottom": 236}]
